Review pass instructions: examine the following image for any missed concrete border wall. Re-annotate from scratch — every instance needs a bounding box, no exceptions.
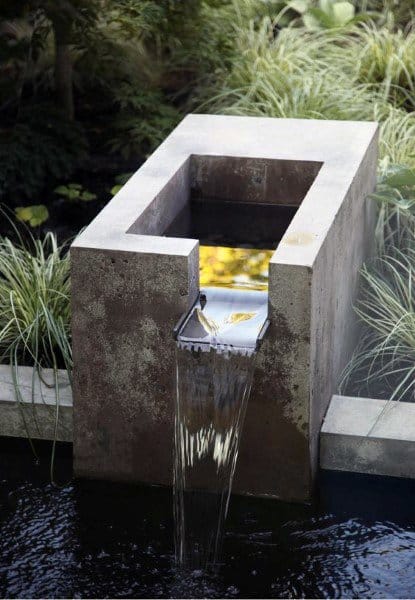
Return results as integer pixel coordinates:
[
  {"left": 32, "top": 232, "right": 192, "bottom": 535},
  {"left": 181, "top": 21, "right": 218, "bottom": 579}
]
[
  {"left": 0, "top": 365, "right": 72, "bottom": 442},
  {"left": 3, "top": 379, "right": 415, "bottom": 484},
  {"left": 321, "top": 395, "right": 415, "bottom": 479}
]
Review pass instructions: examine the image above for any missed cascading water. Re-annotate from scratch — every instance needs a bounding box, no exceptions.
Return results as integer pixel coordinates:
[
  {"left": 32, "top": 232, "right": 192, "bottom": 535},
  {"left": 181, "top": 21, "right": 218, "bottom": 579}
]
[{"left": 173, "top": 287, "right": 269, "bottom": 570}]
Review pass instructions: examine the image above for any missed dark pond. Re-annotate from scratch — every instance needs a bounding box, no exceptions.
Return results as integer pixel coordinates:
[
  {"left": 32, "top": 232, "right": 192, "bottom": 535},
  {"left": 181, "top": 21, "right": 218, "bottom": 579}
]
[{"left": 1, "top": 438, "right": 415, "bottom": 599}]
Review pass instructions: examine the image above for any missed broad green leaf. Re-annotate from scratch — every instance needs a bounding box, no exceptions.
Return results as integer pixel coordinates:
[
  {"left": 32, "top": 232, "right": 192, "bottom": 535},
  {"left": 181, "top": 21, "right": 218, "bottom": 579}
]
[
  {"left": 54, "top": 185, "right": 71, "bottom": 195},
  {"left": 304, "top": 7, "right": 333, "bottom": 29},
  {"left": 54, "top": 183, "right": 97, "bottom": 201},
  {"left": 287, "top": 0, "right": 309, "bottom": 13},
  {"left": 319, "top": 0, "right": 333, "bottom": 15},
  {"left": 384, "top": 167, "right": 415, "bottom": 188},
  {"left": 110, "top": 184, "right": 123, "bottom": 196},
  {"left": 110, "top": 173, "right": 133, "bottom": 196},
  {"left": 15, "top": 205, "right": 49, "bottom": 227},
  {"left": 54, "top": 185, "right": 81, "bottom": 200},
  {"left": 332, "top": 2, "right": 355, "bottom": 25},
  {"left": 79, "top": 191, "right": 97, "bottom": 201}
]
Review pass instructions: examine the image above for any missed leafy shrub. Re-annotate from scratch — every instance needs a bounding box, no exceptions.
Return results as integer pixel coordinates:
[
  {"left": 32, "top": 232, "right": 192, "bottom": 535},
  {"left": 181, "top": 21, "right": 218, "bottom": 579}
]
[
  {"left": 0, "top": 104, "right": 88, "bottom": 201},
  {"left": 303, "top": 0, "right": 368, "bottom": 30},
  {"left": 54, "top": 183, "right": 96, "bottom": 202},
  {"left": 108, "top": 87, "right": 180, "bottom": 159}
]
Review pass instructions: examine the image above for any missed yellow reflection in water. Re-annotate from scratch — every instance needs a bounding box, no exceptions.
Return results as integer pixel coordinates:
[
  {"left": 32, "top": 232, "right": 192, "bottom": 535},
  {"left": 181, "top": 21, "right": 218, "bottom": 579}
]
[{"left": 199, "top": 246, "right": 274, "bottom": 290}]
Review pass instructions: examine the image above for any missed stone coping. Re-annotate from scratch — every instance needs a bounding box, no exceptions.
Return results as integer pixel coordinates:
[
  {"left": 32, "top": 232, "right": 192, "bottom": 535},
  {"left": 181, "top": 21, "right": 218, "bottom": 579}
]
[
  {"left": 72, "top": 114, "right": 378, "bottom": 270},
  {"left": 321, "top": 395, "right": 415, "bottom": 479}
]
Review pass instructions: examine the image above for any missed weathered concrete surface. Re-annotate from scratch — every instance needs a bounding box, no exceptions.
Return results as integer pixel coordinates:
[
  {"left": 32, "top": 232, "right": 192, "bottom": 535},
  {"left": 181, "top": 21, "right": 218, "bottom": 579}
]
[
  {"left": 191, "top": 156, "right": 322, "bottom": 206},
  {"left": 0, "top": 365, "right": 72, "bottom": 442},
  {"left": 71, "top": 247, "right": 199, "bottom": 484},
  {"left": 71, "top": 115, "right": 378, "bottom": 502},
  {"left": 321, "top": 395, "right": 415, "bottom": 479}
]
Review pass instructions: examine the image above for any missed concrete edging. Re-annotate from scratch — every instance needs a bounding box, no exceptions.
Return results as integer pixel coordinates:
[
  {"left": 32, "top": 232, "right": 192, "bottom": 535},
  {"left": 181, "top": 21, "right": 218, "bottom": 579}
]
[
  {"left": 0, "top": 364, "right": 72, "bottom": 442},
  {"left": 321, "top": 394, "right": 415, "bottom": 479},
  {"left": 1, "top": 368, "right": 414, "bottom": 483}
]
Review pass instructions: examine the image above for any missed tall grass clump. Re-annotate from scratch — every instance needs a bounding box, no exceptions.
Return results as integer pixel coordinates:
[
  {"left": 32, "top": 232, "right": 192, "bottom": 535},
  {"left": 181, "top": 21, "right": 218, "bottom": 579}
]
[
  {"left": 198, "top": 20, "right": 380, "bottom": 120},
  {"left": 377, "top": 106, "right": 415, "bottom": 171},
  {"left": 354, "top": 0, "right": 415, "bottom": 28},
  {"left": 341, "top": 166, "right": 415, "bottom": 402},
  {"left": 195, "top": 13, "right": 415, "bottom": 172},
  {"left": 0, "top": 223, "right": 71, "bottom": 477},
  {"left": 341, "top": 247, "right": 415, "bottom": 402},
  {"left": 353, "top": 25, "right": 415, "bottom": 107}
]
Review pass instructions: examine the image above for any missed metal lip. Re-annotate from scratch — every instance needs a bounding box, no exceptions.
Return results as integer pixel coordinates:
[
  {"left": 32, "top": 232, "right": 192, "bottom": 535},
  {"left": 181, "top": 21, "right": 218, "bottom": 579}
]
[{"left": 173, "top": 288, "right": 270, "bottom": 351}]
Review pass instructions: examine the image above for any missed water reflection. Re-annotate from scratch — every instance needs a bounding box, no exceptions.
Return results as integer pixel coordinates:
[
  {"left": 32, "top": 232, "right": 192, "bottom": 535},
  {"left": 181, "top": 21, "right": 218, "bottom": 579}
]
[{"left": 199, "top": 246, "right": 274, "bottom": 290}]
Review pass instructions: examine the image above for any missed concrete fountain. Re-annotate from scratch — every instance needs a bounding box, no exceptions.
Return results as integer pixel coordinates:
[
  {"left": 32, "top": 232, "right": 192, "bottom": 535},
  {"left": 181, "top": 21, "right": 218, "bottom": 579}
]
[{"left": 70, "top": 114, "right": 378, "bottom": 504}]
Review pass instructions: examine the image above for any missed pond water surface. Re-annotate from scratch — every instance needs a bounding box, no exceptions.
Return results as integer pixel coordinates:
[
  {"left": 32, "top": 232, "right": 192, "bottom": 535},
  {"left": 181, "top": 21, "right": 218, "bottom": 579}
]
[{"left": 1, "top": 439, "right": 415, "bottom": 598}]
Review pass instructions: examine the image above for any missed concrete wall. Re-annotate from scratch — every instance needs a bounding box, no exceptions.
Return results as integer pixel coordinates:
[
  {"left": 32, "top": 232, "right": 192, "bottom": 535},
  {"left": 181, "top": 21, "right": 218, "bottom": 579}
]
[
  {"left": 191, "top": 155, "right": 322, "bottom": 206},
  {"left": 71, "top": 246, "right": 198, "bottom": 484},
  {"left": 71, "top": 115, "right": 378, "bottom": 502},
  {"left": 309, "top": 133, "right": 378, "bottom": 484}
]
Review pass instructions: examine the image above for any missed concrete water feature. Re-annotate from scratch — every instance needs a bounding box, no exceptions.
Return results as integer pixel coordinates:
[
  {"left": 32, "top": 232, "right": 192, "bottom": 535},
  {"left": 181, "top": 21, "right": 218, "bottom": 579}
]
[{"left": 71, "top": 114, "right": 378, "bottom": 503}]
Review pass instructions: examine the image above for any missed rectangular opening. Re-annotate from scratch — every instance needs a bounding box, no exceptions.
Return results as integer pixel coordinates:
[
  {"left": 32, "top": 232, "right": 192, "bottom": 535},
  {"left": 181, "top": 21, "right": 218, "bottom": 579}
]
[
  {"left": 128, "top": 154, "right": 322, "bottom": 289},
  {"left": 164, "top": 155, "right": 322, "bottom": 249}
]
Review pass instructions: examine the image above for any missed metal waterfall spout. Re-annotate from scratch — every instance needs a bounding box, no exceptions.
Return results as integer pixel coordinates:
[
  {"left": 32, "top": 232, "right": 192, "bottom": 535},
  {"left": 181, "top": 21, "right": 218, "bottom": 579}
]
[{"left": 173, "top": 288, "right": 269, "bottom": 570}]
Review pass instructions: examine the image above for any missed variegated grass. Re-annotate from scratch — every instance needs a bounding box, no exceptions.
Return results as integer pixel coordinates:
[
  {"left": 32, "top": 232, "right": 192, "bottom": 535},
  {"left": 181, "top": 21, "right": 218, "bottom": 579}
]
[
  {"left": 341, "top": 247, "right": 415, "bottom": 404},
  {"left": 0, "top": 216, "right": 71, "bottom": 482}
]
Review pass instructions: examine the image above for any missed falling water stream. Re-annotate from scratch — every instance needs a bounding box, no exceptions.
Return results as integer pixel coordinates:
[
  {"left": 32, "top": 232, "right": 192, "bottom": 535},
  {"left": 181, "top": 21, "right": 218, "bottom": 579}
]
[{"left": 174, "top": 285, "right": 269, "bottom": 569}]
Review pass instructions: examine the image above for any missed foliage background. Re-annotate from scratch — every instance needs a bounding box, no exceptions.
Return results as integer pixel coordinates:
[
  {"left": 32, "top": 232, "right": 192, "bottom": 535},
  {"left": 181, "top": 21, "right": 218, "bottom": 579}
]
[{"left": 1, "top": 0, "right": 415, "bottom": 403}]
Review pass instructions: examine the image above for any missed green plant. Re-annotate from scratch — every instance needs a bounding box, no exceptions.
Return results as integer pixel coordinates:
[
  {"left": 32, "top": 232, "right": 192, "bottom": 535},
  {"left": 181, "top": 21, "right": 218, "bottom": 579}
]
[
  {"left": 109, "top": 87, "right": 180, "bottom": 159},
  {"left": 54, "top": 182, "right": 96, "bottom": 202},
  {"left": 353, "top": 0, "right": 415, "bottom": 28},
  {"left": 0, "top": 0, "right": 101, "bottom": 119},
  {"left": 193, "top": 14, "right": 415, "bottom": 172},
  {"left": 110, "top": 172, "right": 133, "bottom": 196},
  {"left": 197, "top": 19, "right": 382, "bottom": 119},
  {"left": 0, "top": 103, "right": 88, "bottom": 201},
  {"left": 15, "top": 204, "right": 49, "bottom": 227},
  {"left": 370, "top": 164, "right": 415, "bottom": 253},
  {"left": 303, "top": 0, "right": 369, "bottom": 29},
  {"left": 253, "top": 0, "right": 309, "bottom": 28},
  {"left": 340, "top": 246, "right": 415, "bottom": 403},
  {"left": 341, "top": 164, "right": 415, "bottom": 405},
  {"left": 0, "top": 220, "right": 71, "bottom": 479},
  {"left": 377, "top": 106, "right": 415, "bottom": 172},
  {"left": 353, "top": 25, "right": 415, "bottom": 106}
]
